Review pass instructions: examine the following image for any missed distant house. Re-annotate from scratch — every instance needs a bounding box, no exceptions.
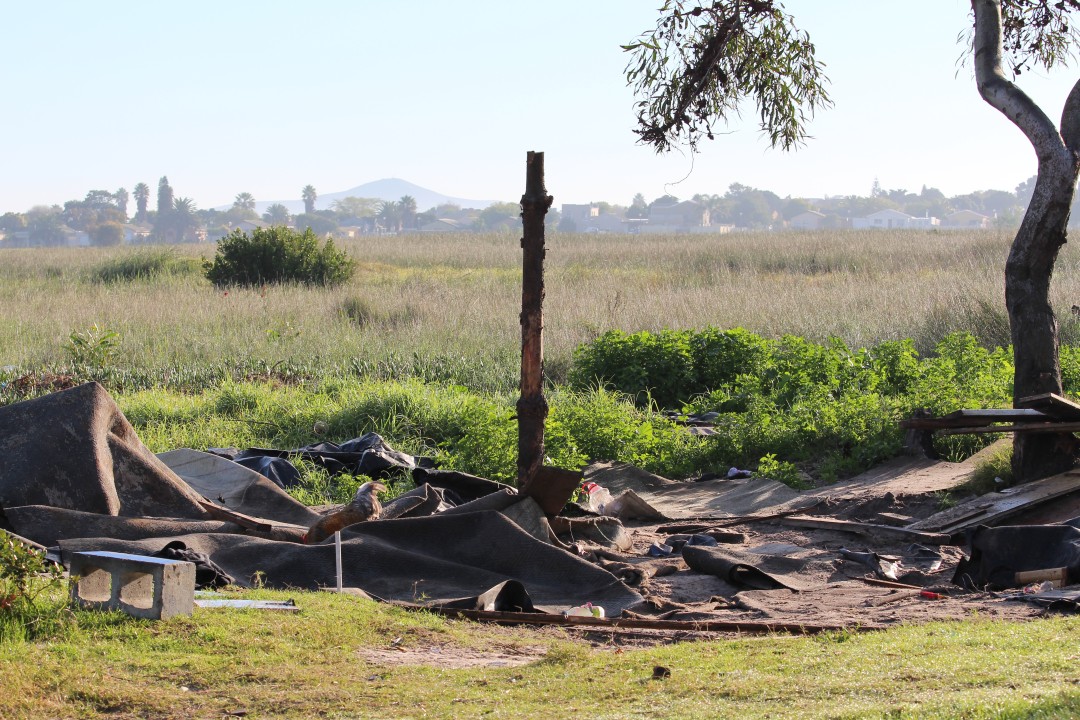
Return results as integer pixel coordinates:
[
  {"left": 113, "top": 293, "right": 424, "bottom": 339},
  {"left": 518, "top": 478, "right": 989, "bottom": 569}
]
[
  {"left": 123, "top": 223, "right": 153, "bottom": 244},
  {"left": 648, "top": 200, "right": 710, "bottom": 231},
  {"left": 232, "top": 219, "right": 269, "bottom": 233},
  {"left": 909, "top": 216, "right": 940, "bottom": 229},
  {"left": 418, "top": 218, "right": 466, "bottom": 233},
  {"left": 851, "top": 209, "right": 941, "bottom": 229},
  {"left": 789, "top": 210, "right": 826, "bottom": 231},
  {"left": 942, "top": 210, "right": 992, "bottom": 229}
]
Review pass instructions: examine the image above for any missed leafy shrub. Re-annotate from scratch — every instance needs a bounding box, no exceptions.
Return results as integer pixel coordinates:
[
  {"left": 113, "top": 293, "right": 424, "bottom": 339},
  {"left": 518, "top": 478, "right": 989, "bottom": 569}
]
[
  {"left": 568, "top": 329, "right": 696, "bottom": 408},
  {"left": 93, "top": 249, "right": 203, "bottom": 283},
  {"left": 65, "top": 324, "right": 121, "bottom": 369},
  {"left": 204, "top": 226, "right": 355, "bottom": 287},
  {"left": 0, "top": 531, "right": 70, "bottom": 642},
  {"left": 569, "top": 327, "right": 1019, "bottom": 482}
]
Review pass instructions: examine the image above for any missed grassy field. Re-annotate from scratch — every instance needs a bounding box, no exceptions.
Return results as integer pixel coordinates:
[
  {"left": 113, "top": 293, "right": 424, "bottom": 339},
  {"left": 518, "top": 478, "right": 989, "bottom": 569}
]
[
  {"left": 3, "top": 228, "right": 1077, "bottom": 392},
  {"left": 2, "top": 587, "right": 1078, "bottom": 720},
  {"left": 3, "top": 229, "right": 1079, "bottom": 718}
]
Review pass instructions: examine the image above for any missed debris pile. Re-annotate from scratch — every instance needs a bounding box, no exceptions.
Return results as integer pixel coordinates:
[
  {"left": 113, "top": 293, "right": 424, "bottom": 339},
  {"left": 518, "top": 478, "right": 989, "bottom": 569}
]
[{"left": 3, "top": 382, "right": 1079, "bottom": 629}]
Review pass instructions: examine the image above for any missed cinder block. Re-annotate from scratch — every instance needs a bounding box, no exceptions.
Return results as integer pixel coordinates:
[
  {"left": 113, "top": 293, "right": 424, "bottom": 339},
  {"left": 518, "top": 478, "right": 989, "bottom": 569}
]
[{"left": 69, "top": 551, "right": 195, "bottom": 620}]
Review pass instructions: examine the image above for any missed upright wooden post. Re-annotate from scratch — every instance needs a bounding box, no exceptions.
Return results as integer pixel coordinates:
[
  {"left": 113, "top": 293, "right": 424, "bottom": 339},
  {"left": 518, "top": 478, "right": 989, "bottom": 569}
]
[{"left": 517, "top": 151, "right": 553, "bottom": 489}]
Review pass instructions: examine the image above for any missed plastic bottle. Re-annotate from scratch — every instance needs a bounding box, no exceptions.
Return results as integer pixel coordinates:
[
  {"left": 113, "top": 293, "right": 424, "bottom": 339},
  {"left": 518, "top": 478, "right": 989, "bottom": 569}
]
[
  {"left": 581, "top": 482, "right": 613, "bottom": 515},
  {"left": 563, "top": 602, "right": 605, "bottom": 618}
]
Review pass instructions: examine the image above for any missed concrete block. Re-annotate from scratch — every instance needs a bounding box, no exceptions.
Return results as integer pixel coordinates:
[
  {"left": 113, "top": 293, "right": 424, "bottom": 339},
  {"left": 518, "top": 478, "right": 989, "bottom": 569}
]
[{"left": 69, "top": 551, "right": 195, "bottom": 620}]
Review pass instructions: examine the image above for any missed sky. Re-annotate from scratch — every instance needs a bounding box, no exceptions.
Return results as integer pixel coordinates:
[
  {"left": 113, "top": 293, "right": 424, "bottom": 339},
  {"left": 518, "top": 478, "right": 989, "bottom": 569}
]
[{"left": 2, "top": 1, "right": 1079, "bottom": 214}]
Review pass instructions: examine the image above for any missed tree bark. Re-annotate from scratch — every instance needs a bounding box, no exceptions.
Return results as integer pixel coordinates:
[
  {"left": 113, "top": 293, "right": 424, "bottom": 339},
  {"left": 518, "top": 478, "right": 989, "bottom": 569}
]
[
  {"left": 517, "top": 151, "right": 553, "bottom": 488},
  {"left": 972, "top": 0, "right": 1080, "bottom": 481}
]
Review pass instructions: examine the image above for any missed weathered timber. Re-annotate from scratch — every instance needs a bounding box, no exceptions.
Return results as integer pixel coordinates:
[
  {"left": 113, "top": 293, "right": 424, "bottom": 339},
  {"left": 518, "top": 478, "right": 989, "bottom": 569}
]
[
  {"left": 900, "top": 409, "right": 1051, "bottom": 429},
  {"left": 406, "top": 605, "right": 882, "bottom": 635},
  {"left": 516, "top": 151, "right": 553, "bottom": 491},
  {"left": 1015, "top": 392, "right": 1080, "bottom": 420},
  {"left": 937, "top": 421, "right": 1080, "bottom": 436},
  {"left": 781, "top": 515, "right": 954, "bottom": 545},
  {"left": 908, "top": 470, "right": 1080, "bottom": 533}
]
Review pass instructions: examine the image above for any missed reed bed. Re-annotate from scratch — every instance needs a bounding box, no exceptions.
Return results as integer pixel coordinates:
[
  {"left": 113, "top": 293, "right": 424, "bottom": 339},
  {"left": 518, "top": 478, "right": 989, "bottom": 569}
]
[{"left": 0, "top": 228, "right": 1075, "bottom": 393}]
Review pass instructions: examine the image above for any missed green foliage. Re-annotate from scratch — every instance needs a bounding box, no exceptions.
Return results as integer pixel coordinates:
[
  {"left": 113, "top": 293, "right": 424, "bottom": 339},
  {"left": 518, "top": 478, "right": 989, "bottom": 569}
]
[
  {"left": 92, "top": 249, "right": 204, "bottom": 283},
  {"left": 753, "top": 453, "right": 808, "bottom": 490},
  {"left": 624, "top": 0, "right": 832, "bottom": 152},
  {"left": 0, "top": 531, "right": 69, "bottom": 642},
  {"left": 570, "top": 327, "right": 1019, "bottom": 482},
  {"left": 65, "top": 324, "right": 121, "bottom": 369},
  {"left": 204, "top": 226, "right": 355, "bottom": 287},
  {"left": 568, "top": 329, "right": 696, "bottom": 408}
]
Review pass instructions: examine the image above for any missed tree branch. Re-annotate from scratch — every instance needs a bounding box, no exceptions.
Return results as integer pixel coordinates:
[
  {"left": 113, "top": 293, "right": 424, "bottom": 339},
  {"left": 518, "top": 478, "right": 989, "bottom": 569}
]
[{"left": 973, "top": 0, "right": 1064, "bottom": 163}]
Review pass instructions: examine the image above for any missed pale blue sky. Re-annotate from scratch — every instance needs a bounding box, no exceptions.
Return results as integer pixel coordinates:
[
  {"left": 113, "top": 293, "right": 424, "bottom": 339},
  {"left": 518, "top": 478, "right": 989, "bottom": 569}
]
[{"left": 2, "top": 1, "right": 1078, "bottom": 213}]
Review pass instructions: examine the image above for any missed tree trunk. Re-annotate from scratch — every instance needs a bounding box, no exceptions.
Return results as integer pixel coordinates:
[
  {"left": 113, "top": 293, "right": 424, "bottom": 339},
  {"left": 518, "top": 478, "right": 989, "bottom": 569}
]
[
  {"left": 972, "top": 0, "right": 1080, "bottom": 481},
  {"left": 516, "top": 151, "right": 553, "bottom": 488}
]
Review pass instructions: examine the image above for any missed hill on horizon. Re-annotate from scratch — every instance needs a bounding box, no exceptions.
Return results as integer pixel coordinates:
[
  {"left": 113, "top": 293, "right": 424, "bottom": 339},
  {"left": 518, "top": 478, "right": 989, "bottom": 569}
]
[{"left": 215, "top": 179, "right": 495, "bottom": 215}]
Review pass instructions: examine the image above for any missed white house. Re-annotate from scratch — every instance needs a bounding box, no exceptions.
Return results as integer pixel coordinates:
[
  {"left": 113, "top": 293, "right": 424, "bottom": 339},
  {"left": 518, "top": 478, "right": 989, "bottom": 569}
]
[
  {"left": 789, "top": 210, "right": 826, "bottom": 231},
  {"left": 942, "top": 210, "right": 992, "bottom": 229}
]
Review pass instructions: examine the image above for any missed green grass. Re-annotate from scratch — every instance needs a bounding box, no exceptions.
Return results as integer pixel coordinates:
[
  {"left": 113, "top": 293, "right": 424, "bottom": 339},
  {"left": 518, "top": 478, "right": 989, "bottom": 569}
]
[
  {"left": 3, "top": 228, "right": 1079, "bottom": 393},
  {"left": 1, "top": 587, "right": 1076, "bottom": 719}
]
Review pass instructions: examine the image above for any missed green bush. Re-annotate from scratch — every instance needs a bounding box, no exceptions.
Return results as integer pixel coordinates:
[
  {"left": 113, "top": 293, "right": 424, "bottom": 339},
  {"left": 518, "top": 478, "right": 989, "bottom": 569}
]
[
  {"left": 93, "top": 249, "right": 204, "bottom": 283},
  {"left": 569, "top": 327, "right": 1020, "bottom": 482},
  {"left": 568, "top": 329, "right": 696, "bottom": 408},
  {"left": 204, "top": 226, "right": 355, "bottom": 287},
  {"left": 0, "top": 531, "right": 70, "bottom": 642}
]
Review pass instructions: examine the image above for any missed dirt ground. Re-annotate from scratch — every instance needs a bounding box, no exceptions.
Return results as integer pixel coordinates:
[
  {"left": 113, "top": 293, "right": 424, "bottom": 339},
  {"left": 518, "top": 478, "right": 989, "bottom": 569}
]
[{"left": 368, "top": 446, "right": 1074, "bottom": 667}]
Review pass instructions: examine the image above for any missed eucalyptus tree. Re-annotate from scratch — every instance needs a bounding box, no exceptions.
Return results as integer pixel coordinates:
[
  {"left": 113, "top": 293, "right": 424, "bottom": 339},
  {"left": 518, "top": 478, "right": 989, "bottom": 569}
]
[
  {"left": 302, "top": 184, "right": 317, "bottom": 214},
  {"left": 625, "top": 0, "right": 1080, "bottom": 481}
]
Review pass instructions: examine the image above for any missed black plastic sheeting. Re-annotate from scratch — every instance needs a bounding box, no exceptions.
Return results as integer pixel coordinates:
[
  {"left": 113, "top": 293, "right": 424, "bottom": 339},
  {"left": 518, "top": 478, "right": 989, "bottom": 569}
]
[
  {"left": 210, "top": 432, "right": 436, "bottom": 488},
  {"left": 953, "top": 522, "right": 1080, "bottom": 590}
]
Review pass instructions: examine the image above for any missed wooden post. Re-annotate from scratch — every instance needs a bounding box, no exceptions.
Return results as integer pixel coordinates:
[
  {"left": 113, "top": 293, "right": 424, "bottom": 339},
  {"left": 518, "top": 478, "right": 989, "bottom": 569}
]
[{"left": 517, "top": 151, "right": 553, "bottom": 490}]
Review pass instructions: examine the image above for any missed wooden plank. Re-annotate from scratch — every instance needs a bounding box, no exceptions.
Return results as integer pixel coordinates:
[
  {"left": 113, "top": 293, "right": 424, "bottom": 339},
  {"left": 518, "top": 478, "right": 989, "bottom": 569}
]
[
  {"left": 198, "top": 500, "right": 274, "bottom": 532},
  {"left": 901, "top": 409, "right": 1050, "bottom": 429},
  {"left": 1016, "top": 392, "right": 1080, "bottom": 420},
  {"left": 937, "top": 421, "right": 1080, "bottom": 435},
  {"left": 780, "top": 516, "right": 954, "bottom": 545},
  {"left": 406, "top": 605, "right": 883, "bottom": 635},
  {"left": 908, "top": 471, "right": 1080, "bottom": 533}
]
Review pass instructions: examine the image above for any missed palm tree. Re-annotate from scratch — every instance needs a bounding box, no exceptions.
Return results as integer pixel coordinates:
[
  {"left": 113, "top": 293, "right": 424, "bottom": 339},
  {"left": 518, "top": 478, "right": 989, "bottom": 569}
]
[
  {"left": 133, "top": 182, "right": 150, "bottom": 222},
  {"left": 234, "top": 192, "right": 256, "bottom": 211},
  {"left": 377, "top": 200, "right": 402, "bottom": 233},
  {"left": 114, "top": 187, "right": 129, "bottom": 220},
  {"left": 302, "top": 185, "right": 317, "bottom": 215},
  {"left": 399, "top": 195, "right": 417, "bottom": 230},
  {"left": 263, "top": 203, "right": 291, "bottom": 226},
  {"left": 171, "top": 197, "right": 199, "bottom": 242}
]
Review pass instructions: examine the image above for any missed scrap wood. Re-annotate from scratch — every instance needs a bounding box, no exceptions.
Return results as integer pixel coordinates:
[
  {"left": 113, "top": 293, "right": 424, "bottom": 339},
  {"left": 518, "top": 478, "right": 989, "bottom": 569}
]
[
  {"left": 406, "top": 604, "right": 884, "bottom": 635},
  {"left": 900, "top": 408, "right": 1051, "bottom": 429},
  {"left": 859, "top": 578, "right": 924, "bottom": 590},
  {"left": 1015, "top": 392, "right": 1080, "bottom": 420},
  {"left": 937, "top": 421, "right": 1080, "bottom": 436},
  {"left": 197, "top": 500, "right": 274, "bottom": 532},
  {"left": 908, "top": 470, "right": 1080, "bottom": 533},
  {"left": 780, "top": 515, "right": 954, "bottom": 545}
]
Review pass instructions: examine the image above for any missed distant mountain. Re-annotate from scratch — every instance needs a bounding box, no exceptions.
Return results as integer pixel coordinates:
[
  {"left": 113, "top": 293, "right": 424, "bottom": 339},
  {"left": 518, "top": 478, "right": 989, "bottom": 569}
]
[{"left": 215, "top": 178, "right": 494, "bottom": 214}]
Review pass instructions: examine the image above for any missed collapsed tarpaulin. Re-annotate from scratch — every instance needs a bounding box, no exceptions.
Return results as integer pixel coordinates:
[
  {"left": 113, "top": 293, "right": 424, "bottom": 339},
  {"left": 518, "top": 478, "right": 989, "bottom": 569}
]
[
  {"left": 682, "top": 544, "right": 840, "bottom": 591},
  {"left": 0, "top": 383, "right": 641, "bottom": 614},
  {"left": 582, "top": 461, "right": 819, "bottom": 521},
  {"left": 0, "top": 382, "right": 208, "bottom": 520},
  {"left": 209, "top": 433, "right": 435, "bottom": 488},
  {"left": 55, "top": 511, "right": 642, "bottom": 614},
  {"left": 953, "top": 523, "right": 1080, "bottom": 590}
]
